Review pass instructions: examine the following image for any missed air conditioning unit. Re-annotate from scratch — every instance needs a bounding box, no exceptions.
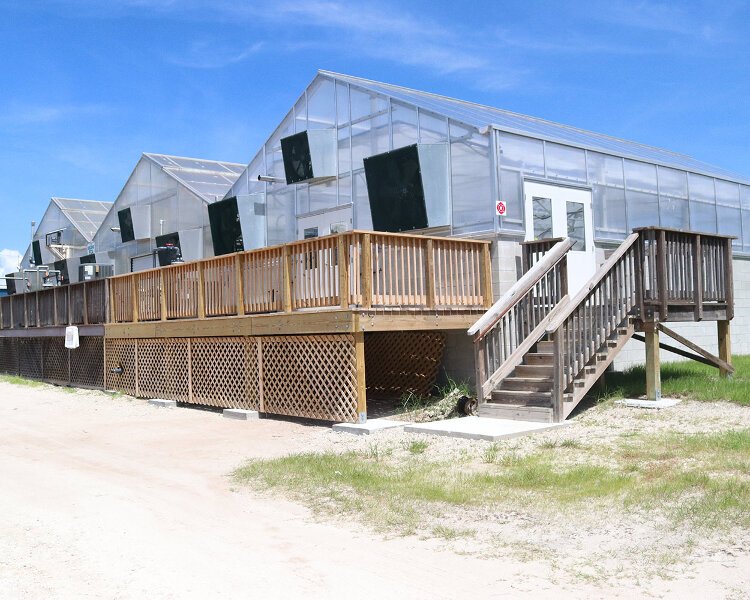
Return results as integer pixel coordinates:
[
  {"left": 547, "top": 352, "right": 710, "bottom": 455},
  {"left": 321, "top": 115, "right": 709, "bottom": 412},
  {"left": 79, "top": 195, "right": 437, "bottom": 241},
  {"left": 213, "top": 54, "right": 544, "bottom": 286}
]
[
  {"left": 364, "top": 143, "right": 449, "bottom": 233},
  {"left": 280, "top": 130, "right": 336, "bottom": 185},
  {"left": 78, "top": 263, "right": 114, "bottom": 281}
]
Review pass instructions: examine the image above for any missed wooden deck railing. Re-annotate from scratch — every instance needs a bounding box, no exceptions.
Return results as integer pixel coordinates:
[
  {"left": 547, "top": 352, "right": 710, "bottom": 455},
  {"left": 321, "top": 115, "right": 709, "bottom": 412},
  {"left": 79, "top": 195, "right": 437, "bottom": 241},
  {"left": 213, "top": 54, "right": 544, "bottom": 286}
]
[
  {"left": 521, "top": 237, "right": 565, "bottom": 275},
  {"left": 0, "top": 278, "right": 109, "bottom": 330},
  {"left": 469, "top": 238, "right": 573, "bottom": 401},
  {"left": 104, "top": 231, "right": 492, "bottom": 324}
]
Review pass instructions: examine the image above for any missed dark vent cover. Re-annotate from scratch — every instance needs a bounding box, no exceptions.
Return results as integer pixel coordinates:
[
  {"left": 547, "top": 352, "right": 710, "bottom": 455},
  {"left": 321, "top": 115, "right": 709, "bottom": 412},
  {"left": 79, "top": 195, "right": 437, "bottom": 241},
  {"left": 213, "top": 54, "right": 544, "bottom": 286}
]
[
  {"left": 118, "top": 208, "right": 135, "bottom": 243},
  {"left": 281, "top": 132, "right": 314, "bottom": 184},
  {"left": 32, "top": 240, "right": 42, "bottom": 266},
  {"left": 208, "top": 197, "right": 243, "bottom": 257}
]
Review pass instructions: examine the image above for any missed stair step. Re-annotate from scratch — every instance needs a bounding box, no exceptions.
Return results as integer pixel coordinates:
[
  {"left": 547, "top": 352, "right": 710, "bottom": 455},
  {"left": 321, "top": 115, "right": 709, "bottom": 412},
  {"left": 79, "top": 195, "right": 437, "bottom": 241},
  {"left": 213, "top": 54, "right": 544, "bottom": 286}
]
[
  {"left": 536, "top": 341, "right": 554, "bottom": 353},
  {"left": 490, "top": 389, "right": 552, "bottom": 406},
  {"left": 617, "top": 327, "right": 629, "bottom": 335},
  {"left": 574, "top": 379, "right": 586, "bottom": 388},
  {"left": 524, "top": 353, "right": 554, "bottom": 365},
  {"left": 584, "top": 366, "right": 597, "bottom": 374},
  {"left": 499, "top": 377, "right": 552, "bottom": 392},
  {"left": 606, "top": 340, "right": 618, "bottom": 348},
  {"left": 596, "top": 353, "right": 608, "bottom": 361},
  {"left": 514, "top": 364, "right": 553, "bottom": 377},
  {"left": 478, "top": 403, "right": 554, "bottom": 423}
]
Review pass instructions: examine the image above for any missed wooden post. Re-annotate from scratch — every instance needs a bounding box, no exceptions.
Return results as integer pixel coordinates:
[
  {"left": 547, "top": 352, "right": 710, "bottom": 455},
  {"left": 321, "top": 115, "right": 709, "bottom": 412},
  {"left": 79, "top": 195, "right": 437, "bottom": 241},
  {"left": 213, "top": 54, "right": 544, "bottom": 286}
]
[
  {"left": 9, "top": 294, "right": 13, "bottom": 329},
  {"left": 718, "top": 320, "right": 732, "bottom": 378},
  {"left": 644, "top": 321, "right": 661, "bottom": 401},
  {"left": 473, "top": 336, "right": 486, "bottom": 403},
  {"left": 482, "top": 242, "right": 493, "bottom": 309},
  {"left": 257, "top": 338, "right": 265, "bottom": 413},
  {"left": 657, "top": 230, "right": 668, "bottom": 321},
  {"left": 131, "top": 276, "right": 139, "bottom": 323},
  {"left": 0, "top": 296, "right": 3, "bottom": 330},
  {"left": 361, "top": 233, "right": 372, "bottom": 309},
  {"left": 108, "top": 280, "right": 115, "bottom": 323},
  {"left": 282, "top": 245, "right": 293, "bottom": 313},
  {"left": 235, "top": 254, "right": 246, "bottom": 316},
  {"left": 551, "top": 328, "right": 564, "bottom": 422},
  {"left": 724, "top": 239, "right": 734, "bottom": 321},
  {"left": 425, "top": 238, "right": 435, "bottom": 309},
  {"left": 187, "top": 338, "right": 193, "bottom": 404},
  {"left": 82, "top": 284, "right": 89, "bottom": 325},
  {"left": 337, "top": 235, "right": 350, "bottom": 309},
  {"left": 159, "top": 271, "right": 167, "bottom": 321},
  {"left": 691, "top": 234, "right": 703, "bottom": 321},
  {"left": 134, "top": 339, "right": 140, "bottom": 398},
  {"left": 354, "top": 330, "right": 367, "bottom": 423},
  {"left": 23, "top": 293, "right": 28, "bottom": 328},
  {"left": 35, "top": 291, "right": 40, "bottom": 327},
  {"left": 559, "top": 254, "right": 569, "bottom": 298},
  {"left": 197, "top": 264, "right": 206, "bottom": 319}
]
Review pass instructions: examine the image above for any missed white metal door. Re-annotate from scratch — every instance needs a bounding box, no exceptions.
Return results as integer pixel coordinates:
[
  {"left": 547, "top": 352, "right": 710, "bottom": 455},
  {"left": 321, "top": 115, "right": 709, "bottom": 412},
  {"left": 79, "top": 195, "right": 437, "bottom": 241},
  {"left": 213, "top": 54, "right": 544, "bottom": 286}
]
[{"left": 524, "top": 181, "right": 595, "bottom": 295}]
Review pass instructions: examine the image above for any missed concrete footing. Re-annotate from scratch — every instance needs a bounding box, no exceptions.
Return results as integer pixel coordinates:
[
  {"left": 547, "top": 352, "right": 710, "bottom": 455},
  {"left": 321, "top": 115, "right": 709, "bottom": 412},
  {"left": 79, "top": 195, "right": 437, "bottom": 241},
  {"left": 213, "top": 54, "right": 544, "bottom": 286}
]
[
  {"left": 333, "top": 418, "right": 407, "bottom": 435},
  {"left": 615, "top": 398, "right": 681, "bottom": 409},
  {"left": 404, "top": 416, "right": 567, "bottom": 441},
  {"left": 223, "top": 409, "right": 260, "bottom": 420},
  {"left": 148, "top": 399, "right": 177, "bottom": 408}
]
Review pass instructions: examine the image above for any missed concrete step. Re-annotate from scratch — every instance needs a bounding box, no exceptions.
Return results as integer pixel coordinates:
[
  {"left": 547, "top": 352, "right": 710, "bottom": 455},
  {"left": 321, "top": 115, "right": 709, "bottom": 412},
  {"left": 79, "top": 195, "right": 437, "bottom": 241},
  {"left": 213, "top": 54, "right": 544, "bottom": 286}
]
[
  {"left": 513, "top": 364, "right": 554, "bottom": 378},
  {"left": 500, "top": 377, "right": 552, "bottom": 392},
  {"left": 478, "top": 402, "right": 554, "bottom": 423}
]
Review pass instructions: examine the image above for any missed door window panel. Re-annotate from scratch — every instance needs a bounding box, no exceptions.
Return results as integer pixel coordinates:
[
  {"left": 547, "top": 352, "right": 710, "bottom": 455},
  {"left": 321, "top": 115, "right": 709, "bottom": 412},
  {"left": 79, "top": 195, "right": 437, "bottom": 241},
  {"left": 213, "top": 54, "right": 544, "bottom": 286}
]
[
  {"left": 566, "top": 201, "right": 586, "bottom": 251},
  {"left": 532, "top": 197, "right": 553, "bottom": 240}
]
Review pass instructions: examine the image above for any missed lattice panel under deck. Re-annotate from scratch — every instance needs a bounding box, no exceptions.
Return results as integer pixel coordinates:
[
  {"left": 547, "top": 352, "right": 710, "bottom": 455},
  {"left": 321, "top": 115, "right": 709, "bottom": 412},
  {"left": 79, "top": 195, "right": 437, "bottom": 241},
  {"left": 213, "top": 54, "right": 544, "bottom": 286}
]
[
  {"left": 190, "top": 338, "right": 260, "bottom": 410},
  {"left": 261, "top": 335, "right": 358, "bottom": 422},
  {"left": 70, "top": 337, "right": 104, "bottom": 388},
  {"left": 43, "top": 337, "right": 69, "bottom": 383},
  {"left": 137, "top": 339, "right": 189, "bottom": 401},
  {"left": 18, "top": 338, "right": 43, "bottom": 379},
  {"left": 364, "top": 332, "right": 446, "bottom": 399},
  {"left": 104, "top": 339, "right": 137, "bottom": 395},
  {"left": 0, "top": 338, "right": 19, "bottom": 375}
]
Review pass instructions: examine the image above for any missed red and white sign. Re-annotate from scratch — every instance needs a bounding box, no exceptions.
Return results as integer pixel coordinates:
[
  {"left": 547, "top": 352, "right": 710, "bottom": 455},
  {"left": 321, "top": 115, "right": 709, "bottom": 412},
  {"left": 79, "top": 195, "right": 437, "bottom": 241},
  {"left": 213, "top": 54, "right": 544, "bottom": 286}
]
[{"left": 495, "top": 200, "right": 507, "bottom": 216}]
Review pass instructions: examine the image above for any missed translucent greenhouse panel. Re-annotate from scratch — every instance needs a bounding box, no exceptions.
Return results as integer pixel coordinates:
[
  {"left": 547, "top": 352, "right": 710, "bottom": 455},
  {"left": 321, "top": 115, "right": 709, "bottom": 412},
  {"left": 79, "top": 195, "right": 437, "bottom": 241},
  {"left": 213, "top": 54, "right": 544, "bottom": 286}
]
[
  {"left": 296, "top": 186, "right": 309, "bottom": 215},
  {"left": 743, "top": 210, "right": 750, "bottom": 251},
  {"left": 449, "top": 121, "right": 493, "bottom": 231},
  {"left": 742, "top": 185, "right": 750, "bottom": 210},
  {"left": 350, "top": 86, "right": 387, "bottom": 123},
  {"left": 690, "top": 200, "right": 717, "bottom": 233},
  {"left": 716, "top": 205, "right": 742, "bottom": 247},
  {"left": 418, "top": 110, "right": 449, "bottom": 144},
  {"left": 657, "top": 166, "right": 688, "bottom": 198},
  {"left": 391, "top": 102, "right": 418, "bottom": 149},
  {"left": 688, "top": 173, "right": 715, "bottom": 203},
  {"left": 336, "top": 81, "right": 349, "bottom": 125},
  {"left": 715, "top": 179, "right": 740, "bottom": 208},
  {"left": 658, "top": 196, "right": 689, "bottom": 230},
  {"left": 294, "top": 95, "right": 306, "bottom": 133},
  {"left": 350, "top": 114, "right": 389, "bottom": 171},
  {"left": 309, "top": 179, "right": 338, "bottom": 213},
  {"left": 587, "top": 152, "right": 624, "bottom": 187},
  {"left": 624, "top": 159, "right": 658, "bottom": 193},
  {"left": 338, "top": 174, "right": 352, "bottom": 206},
  {"left": 266, "top": 187, "right": 295, "bottom": 246},
  {"left": 497, "top": 132, "right": 544, "bottom": 176},
  {"left": 338, "top": 126, "right": 351, "bottom": 174},
  {"left": 592, "top": 184, "right": 627, "bottom": 240},
  {"left": 353, "top": 170, "right": 372, "bottom": 230},
  {"left": 544, "top": 142, "right": 586, "bottom": 182},
  {"left": 626, "top": 190, "right": 659, "bottom": 230},
  {"left": 307, "top": 77, "right": 335, "bottom": 130},
  {"left": 498, "top": 169, "right": 525, "bottom": 232}
]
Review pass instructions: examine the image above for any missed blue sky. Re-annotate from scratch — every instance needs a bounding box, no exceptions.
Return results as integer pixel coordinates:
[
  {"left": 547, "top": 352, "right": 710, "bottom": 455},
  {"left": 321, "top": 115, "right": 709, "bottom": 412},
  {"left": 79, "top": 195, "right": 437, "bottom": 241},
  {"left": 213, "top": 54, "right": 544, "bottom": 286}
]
[{"left": 0, "top": 0, "right": 748, "bottom": 268}]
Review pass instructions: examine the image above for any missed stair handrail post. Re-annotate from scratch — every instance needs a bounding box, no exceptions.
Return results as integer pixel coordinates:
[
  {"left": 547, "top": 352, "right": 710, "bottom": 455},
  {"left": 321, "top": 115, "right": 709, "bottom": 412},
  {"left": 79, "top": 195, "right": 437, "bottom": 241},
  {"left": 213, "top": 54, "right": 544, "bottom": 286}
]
[{"left": 551, "top": 327, "right": 564, "bottom": 422}]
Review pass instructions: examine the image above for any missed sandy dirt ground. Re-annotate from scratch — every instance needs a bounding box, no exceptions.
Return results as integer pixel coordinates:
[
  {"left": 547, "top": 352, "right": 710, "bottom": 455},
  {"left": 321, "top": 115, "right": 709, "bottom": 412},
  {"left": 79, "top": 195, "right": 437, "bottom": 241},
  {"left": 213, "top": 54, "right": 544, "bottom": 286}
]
[{"left": 0, "top": 382, "right": 748, "bottom": 599}]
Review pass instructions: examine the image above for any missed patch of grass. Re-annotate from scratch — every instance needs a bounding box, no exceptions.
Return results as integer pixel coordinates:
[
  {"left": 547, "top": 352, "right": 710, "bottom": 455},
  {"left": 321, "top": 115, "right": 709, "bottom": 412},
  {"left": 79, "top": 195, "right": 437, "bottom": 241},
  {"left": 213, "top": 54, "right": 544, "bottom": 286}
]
[
  {"left": 431, "top": 524, "right": 475, "bottom": 540},
  {"left": 540, "top": 439, "right": 583, "bottom": 450},
  {"left": 407, "top": 440, "right": 429, "bottom": 455},
  {"left": 396, "top": 377, "right": 474, "bottom": 422},
  {"left": 0, "top": 374, "right": 45, "bottom": 388},
  {"left": 590, "top": 355, "right": 750, "bottom": 405},
  {"left": 234, "top": 429, "right": 750, "bottom": 536}
]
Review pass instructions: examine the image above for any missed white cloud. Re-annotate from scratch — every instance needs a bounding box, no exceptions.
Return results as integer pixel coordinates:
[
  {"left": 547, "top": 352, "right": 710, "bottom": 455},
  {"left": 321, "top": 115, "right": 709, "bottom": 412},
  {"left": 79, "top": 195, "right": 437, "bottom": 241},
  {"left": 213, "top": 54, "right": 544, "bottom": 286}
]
[
  {"left": 0, "top": 103, "right": 111, "bottom": 128},
  {"left": 165, "top": 40, "right": 264, "bottom": 69},
  {"left": 0, "top": 249, "right": 21, "bottom": 288}
]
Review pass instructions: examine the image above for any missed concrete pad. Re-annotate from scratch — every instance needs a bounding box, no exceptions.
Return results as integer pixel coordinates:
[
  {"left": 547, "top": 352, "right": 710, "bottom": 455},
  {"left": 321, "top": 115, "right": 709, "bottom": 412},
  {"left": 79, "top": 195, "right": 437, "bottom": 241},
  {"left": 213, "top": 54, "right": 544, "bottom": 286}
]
[
  {"left": 616, "top": 398, "right": 682, "bottom": 410},
  {"left": 148, "top": 399, "right": 177, "bottom": 409},
  {"left": 404, "top": 416, "right": 567, "bottom": 442},
  {"left": 333, "top": 418, "right": 408, "bottom": 436},
  {"left": 223, "top": 409, "right": 260, "bottom": 421}
]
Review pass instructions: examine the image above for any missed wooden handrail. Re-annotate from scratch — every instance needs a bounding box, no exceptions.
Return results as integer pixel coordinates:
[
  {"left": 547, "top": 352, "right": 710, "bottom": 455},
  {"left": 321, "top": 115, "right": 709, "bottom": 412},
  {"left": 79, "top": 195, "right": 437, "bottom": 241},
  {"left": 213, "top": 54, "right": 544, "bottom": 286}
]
[{"left": 469, "top": 238, "right": 573, "bottom": 339}]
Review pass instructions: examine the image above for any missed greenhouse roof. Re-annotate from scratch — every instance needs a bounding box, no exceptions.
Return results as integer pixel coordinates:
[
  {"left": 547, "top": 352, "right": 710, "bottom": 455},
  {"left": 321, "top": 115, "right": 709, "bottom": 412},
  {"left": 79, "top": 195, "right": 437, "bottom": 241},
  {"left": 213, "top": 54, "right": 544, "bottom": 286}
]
[
  {"left": 323, "top": 71, "right": 749, "bottom": 185},
  {"left": 50, "top": 197, "right": 112, "bottom": 242},
  {"left": 144, "top": 153, "right": 245, "bottom": 203}
]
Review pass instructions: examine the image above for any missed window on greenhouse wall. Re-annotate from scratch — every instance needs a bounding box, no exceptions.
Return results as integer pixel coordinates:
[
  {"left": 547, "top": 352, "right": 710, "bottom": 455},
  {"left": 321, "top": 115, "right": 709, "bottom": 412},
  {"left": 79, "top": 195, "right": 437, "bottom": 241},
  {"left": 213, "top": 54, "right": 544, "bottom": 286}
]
[
  {"left": 717, "top": 205, "right": 742, "bottom": 248},
  {"left": 657, "top": 167, "right": 688, "bottom": 198},
  {"left": 592, "top": 184, "right": 627, "bottom": 240},
  {"left": 498, "top": 169, "right": 525, "bottom": 231},
  {"left": 294, "top": 96, "right": 306, "bottom": 133},
  {"left": 338, "top": 174, "right": 352, "bottom": 206},
  {"left": 715, "top": 179, "right": 740, "bottom": 207},
  {"left": 418, "top": 110, "right": 449, "bottom": 144},
  {"left": 690, "top": 200, "right": 717, "bottom": 233},
  {"left": 309, "top": 178, "right": 338, "bottom": 213},
  {"left": 338, "top": 127, "right": 351, "bottom": 174},
  {"left": 449, "top": 120, "right": 493, "bottom": 231},
  {"left": 624, "top": 160, "right": 657, "bottom": 193},
  {"left": 498, "top": 133, "right": 544, "bottom": 176},
  {"left": 353, "top": 170, "right": 372, "bottom": 230},
  {"left": 688, "top": 173, "right": 715, "bottom": 202},
  {"left": 659, "top": 196, "right": 690, "bottom": 229},
  {"left": 544, "top": 143, "right": 586, "bottom": 182},
  {"left": 296, "top": 186, "right": 309, "bottom": 215},
  {"left": 336, "top": 81, "right": 349, "bottom": 126},
  {"left": 587, "top": 152, "right": 624, "bottom": 188},
  {"left": 307, "top": 77, "right": 335, "bottom": 130},
  {"left": 743, "top": 209, "right": 750, "bottom": 253},
  {"left": 391, "top": 102, "right": 418, "bottom": 149},
  {"left": 532, "top": 197, "right": 553, "bottom": 240},
  {"left": 266, "top": 187, "right": 295, "bottom": 246},
  {"left": 350, "top": 87, "right": 387, "bottom": 122},
  {"left": 626, "top": 190, "right": 659, "bottom": 230},
  {"left": 350, "top": 113, "right": 389, "bottom": 172}
]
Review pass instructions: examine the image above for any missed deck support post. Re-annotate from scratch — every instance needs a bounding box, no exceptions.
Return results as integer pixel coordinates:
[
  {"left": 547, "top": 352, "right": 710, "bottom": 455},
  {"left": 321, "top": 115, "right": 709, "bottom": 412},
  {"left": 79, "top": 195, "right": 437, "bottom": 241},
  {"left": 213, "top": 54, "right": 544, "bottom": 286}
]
[
  {"left": 718, "top": 320, "right": 732, "bottom": 378},
  {"left": 643, "top": 321, "right": 661, "bottom": 401},
  {"left": 354, "top": 330, "right": 367, "bottom": 424}
]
